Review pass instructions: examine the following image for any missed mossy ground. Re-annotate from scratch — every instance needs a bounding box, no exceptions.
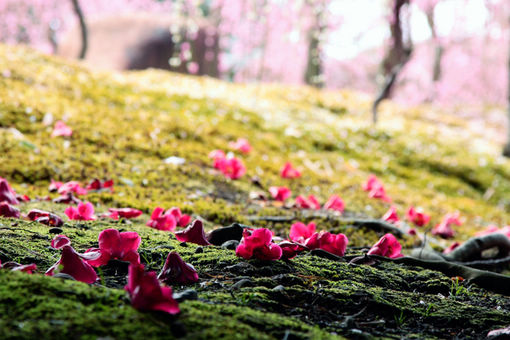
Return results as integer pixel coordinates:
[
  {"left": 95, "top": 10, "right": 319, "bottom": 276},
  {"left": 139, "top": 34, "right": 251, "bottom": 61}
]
[{"left": 1, "top": 44, "right": 510, "bottom": 338}]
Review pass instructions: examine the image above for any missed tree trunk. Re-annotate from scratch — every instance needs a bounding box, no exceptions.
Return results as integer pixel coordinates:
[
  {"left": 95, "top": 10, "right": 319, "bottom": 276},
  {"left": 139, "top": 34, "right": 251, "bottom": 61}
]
[
  {"left": 70, "top": 0, "right": 88, "bottom": 59},
  {"left": 372, "top": 0, "right": 412, "bottom": 124},
  {"left": 503, "top": 20, "right": 510, "bottom": 157},
  {"left": 304, "top": 2, "right": 326, "bottom": 88}
]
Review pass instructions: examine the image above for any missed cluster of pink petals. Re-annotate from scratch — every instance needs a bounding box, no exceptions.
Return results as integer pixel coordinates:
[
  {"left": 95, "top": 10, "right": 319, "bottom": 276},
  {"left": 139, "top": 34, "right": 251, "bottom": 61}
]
[
  {"left": 157, "top": 251, "right": 199, "bottom": 285},
  {"left": 125, "top": 263, "right": 180, "bottom": 315},
  {"left": 28, "top": 209, "right": 64, "bottom": 227},
  {"left": 51, "top": 120, "right": 73, "bottom": 137},
  {"left": 289, "top": 222, "right": 316, "bottom": 243},
  {"left": 305, "top": 231, "right": 349, "bottom": 257},
  {"left": 56, "top": 181, "right": 88, "bottom": 196},
  {"left": 367, "top": 233, "right": 403, "bottom": 258},
  {"left": 269, "top": 186, "right": 291, "bottom": 201},
  {"left": 280, "top": 162, "right": 301, "bottom": 179},
  {"left": 323, "top": 195, "right": 345, "bottom": 212},
  {"left": 46, "top": 245, "right": 99, "bottom": 284},
  {"left": 0, "top": 260, "right": 37, "bottom": 274},
  {"left": 147, "top": 207, "right": 191, "bottom": 231},
  {"left": 65, "top": 202, "right": 96, "bottom": 221},
  {"left": 406, "top": 207, "right": 430, "bottom": 227},
  {"left": 106, "top": 208, "right": 143, "bottom": 220},
  {"left": 236, "top": 228, "right": 282, "bottom": 260},
  {"left": 295, "top": 195, "right": 320, "bottom": 210},
  {"left": 229, "top": 138, "right": 252, "bottom": 154},
  {"left": 86, "top": 179, "right": 114, "bottom": 192},
  {"left": 382, "top": 206, "right": 400, "bottom": 224},
  {"left": 288, "top": 221, "right": 349, "bottom": 257},
  {"left": 174, "top": 220, "right": 211, "bottom": 246},
  {"left": 0, "top": 178, "right": 19, "bottom": 205},
  {"left": 85, "top": 229, "right": 141, "bottom": 266},
  {"left": 209, "top": 150, "right": 246, "bottom": 179},
  {"left": 432, "top": 212, "right": 462, "bottom": 239},
  {"left": 363, "top": 175, "right": 391, "bottom": 202},
  {"left": 0, "top": 202, "right": 20, "bottom": 218}
]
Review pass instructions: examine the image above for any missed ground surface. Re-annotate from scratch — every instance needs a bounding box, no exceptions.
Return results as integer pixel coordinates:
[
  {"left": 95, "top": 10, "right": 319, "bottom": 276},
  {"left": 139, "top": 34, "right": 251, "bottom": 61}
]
[{"left": 1, "top": 44, "right": 510, "bottom": 339}]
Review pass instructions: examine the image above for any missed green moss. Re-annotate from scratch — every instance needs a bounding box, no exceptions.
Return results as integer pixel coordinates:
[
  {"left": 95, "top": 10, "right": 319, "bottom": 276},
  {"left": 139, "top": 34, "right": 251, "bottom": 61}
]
[{"left": 1, "top": 44, "right": 510, "bottom": 338}]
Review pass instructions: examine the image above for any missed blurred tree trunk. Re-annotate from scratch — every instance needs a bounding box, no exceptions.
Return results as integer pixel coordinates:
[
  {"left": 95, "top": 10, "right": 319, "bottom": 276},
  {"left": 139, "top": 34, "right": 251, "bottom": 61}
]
[
  {"left": 503, "top": 17, "right": 510, "bottom": 157},
  {"left": 372, "top": 0, "right": 412, "bottom": 124},
  {"left": 304, "top": 2, "right": 326, "bottom": 88},
  {"left": 70, "top": 0, "right": 87, "bottom": 59}
]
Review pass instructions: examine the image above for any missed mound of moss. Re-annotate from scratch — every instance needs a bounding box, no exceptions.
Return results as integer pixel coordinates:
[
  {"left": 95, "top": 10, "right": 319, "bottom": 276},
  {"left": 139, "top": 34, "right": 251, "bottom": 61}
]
[{"left": 1, "top": 44, "right": 510, "bottom": 338}]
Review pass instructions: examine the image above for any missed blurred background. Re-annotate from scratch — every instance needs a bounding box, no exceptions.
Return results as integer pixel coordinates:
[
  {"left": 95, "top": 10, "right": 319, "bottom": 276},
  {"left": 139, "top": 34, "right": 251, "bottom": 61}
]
[{"left": 1, "top": 0, "right": 509, "bottom": 108}]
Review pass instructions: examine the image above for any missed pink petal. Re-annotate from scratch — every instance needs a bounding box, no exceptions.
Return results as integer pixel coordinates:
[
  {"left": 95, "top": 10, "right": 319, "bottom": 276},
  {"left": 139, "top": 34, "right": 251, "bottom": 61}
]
[
  {"left": 157, "top": 251, "right": 199, "bottom": 285},
  {"left": 289, "top": 222, "right": 316, "bottom": 243},
  {"left": 323, "top": 195, "right": 345, "bottom": 212},
  {"left": 367, "top": 233, "right": 403, "bottom": 258},
  {"left": 46, "top": 246, "right": 98, "bottom": 284},
  {"left": 51, "top": 235, "right": 71, "bottom": 249},
  {"left": 0, "top": 202, "right": 20, "bottom": 218},
  {"left": 0, "top": 179, "right": 19, "bottom": 205},
  {"left": 174, "top": 220, "right": 211, "bottom": 246}
]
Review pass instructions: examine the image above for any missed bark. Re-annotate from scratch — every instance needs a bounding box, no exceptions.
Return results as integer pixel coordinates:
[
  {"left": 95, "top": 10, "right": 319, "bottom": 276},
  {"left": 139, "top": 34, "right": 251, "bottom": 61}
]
[
  {"left": 304, "top": 3, "right": 326, "bottom": 88},
  {"left": 372, "top": 0, "right": 412, "bottom": 124},
  {"left": 503, "top": 17, "right": 510, "bottom": 157},
  {"left": 70, "top": 0, "right": 88, "bottom": 59}
]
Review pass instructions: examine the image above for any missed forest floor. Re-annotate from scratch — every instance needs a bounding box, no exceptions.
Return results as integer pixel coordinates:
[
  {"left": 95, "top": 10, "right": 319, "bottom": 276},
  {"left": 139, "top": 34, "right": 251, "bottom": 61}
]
[{"left": 1, "top": 44, "right": 510, "bottom": 339}]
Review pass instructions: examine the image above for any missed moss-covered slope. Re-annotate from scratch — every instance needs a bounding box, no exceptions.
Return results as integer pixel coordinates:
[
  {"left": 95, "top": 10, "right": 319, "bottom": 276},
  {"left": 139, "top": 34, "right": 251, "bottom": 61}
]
[{"left": 1, "top": 44, "right": 510, "bottom": 339}]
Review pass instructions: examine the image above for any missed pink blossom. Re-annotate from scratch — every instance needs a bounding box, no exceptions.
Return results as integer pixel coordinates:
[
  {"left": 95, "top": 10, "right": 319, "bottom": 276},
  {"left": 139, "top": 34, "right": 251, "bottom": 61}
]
[
  {"left": 229, "top": 138, "right": 252, "bottom": 154},
  {"left": 167, "top": 207, "right": 192, "bottom": 227},
  {"left": 85, "top": 229, "right": 141, "bottom": 267},
  {"left": 51, "top": 235, "right": 71, "bottom": 249},
  {"left": 209, "top": 149, "right": 226, "bottom": 169},
  {"left": 289, "top": 222, "right": 316, "bottom": 243},
  {"left": 367, "top": 233, "right": 403, "bottom": 258},
  {"left": 107, "top": 208, "right": 143, "bottom": 220},
  {"left": 295, "top": 195, "right": 320, "bottom": 210},
  {"left": 0, "top": 202, "right": 20, "bottom": 218},
  {"left": 174, "top": 220, "right": 211, "bottom": 246},
  {"left": 406, "top": 207, "right": 430, "bottom": 227},
  {"left": 125, "top": 263, "right": 180, "bottom": 315},
  {"left": 51, "top": 120, "right": 73, "bottom": 137},
  {"left": 65, "top": 202, "right": 96, "bottom": 221},
  {"left": 304, "top": 231, "right": 348, "bottom": 257},
  {"left": 0, "top": 178, "right": 18, "bottom": 205},
  {"left": 236, "top": 228, "right": 282, "bottom": 261},
  {"left": 280, "top": 162, "right": 302, "bottom": 179},
  {"left": 432, "top": 212, "right": 462, "bottom": 239},
  {"left": 323, "top": 195, "right": 345, "bottom": 212},
  {"left": 217, "top": 157, "right": 247, "bottom": 179},
  {"left": 146, "top": 207, "right": 177, "bottom": 231},
  {"left": 269, "top": 186, "right": 291, "bottom": 201},
  {"left": 46, "top": 245, "right": 98, "bottom": 284},
  {"left": 382, "top": 206, "right": 400, "bottom": 224},
  {"left": 53, "top": 192, "right": 81, "bottom": 205},
  {"left": 157, "top": 251, "right": 199, "bottom": 285},
  {"left": 58, "top": 181, "right": 88, "bottom": 196},
  {"left": 28, "top": 209, "right": 64, "bottom": 227},
  {"left": 363, "top": 174, "right": 383, "bottom": 192},
  {"left": 86, "top": 179, "right": 114, "bottom": 192},
  {"left": 475, "top": 224, "right": 510, "bottom": 239}
]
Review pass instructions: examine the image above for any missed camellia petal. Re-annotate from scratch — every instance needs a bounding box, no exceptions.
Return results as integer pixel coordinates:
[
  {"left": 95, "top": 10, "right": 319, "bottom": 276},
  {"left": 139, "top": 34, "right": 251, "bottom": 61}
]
[
  {"left": 157, "top": 251, "right": 199, "bottom": 285},
  {"left": 51, "top": 235, "right": 71, "bottom": 249},
  {"left": 280, "top": 162, "right": 301, "bottom": 179},
  {"left": 46, "top": 245, "right": 98, "bottom": 284},
  {"left": 382, "top": 206, "right": 400, "bottom": 224},
  {"left": 406, "top": 207, "right": 430, "bottom": 227},
  {"left": 289, "top": 222, "right": 316, "bottom": 243},
  {"left": 235, "top": 228, "right": 282, "bottom": 261},
  {"left": 0, "top": 178, "right": 19, "bottom": 205},
  {"left": 269, "top": 186, "right": 291, "bottom": 201},
  {"left": 0, "top": 202, "right": 20, "bottom": 218},
  {"left": 174, "top": 220, "right": 211, "bottom": 246},
  {"left": 125, "top": 263, "right": 180, "bottom": 315},
  {"left": 367, "top": 233, "right": 403, "bottom": 258},
  {"left": 323, "top": 195, "right": 345, "bottom": 212}
]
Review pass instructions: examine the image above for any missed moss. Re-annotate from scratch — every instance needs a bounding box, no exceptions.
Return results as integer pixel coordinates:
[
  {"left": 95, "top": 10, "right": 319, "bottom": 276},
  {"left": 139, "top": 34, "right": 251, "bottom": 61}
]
[{"left": 1, "top": 44, "right": 510, "bottom": 338}]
